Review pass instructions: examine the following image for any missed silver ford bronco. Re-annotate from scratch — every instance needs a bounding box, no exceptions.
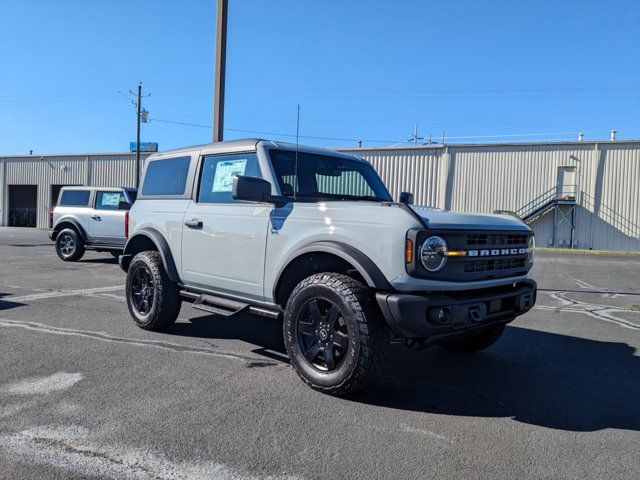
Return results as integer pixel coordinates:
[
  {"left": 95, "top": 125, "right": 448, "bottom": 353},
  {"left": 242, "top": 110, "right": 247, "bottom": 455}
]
[
  {"left": 120, "top": 139, "right": 536, "bottom": 395},
  {"left": 49, "top": 186, "right": 137, "bottom": 261}
]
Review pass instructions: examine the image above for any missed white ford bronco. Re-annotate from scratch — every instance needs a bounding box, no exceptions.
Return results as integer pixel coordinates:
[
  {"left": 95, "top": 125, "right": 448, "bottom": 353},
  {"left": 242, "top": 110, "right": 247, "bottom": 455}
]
[
  {"left": 49, "top": 186, "right": 137, "bottom": 261},
  {"left": 120, "top": 139, "right": 536, "bottom": 395}
]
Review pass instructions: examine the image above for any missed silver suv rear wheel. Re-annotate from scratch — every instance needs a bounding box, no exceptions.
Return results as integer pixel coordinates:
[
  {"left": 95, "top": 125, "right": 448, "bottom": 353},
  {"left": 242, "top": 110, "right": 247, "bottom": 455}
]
[{"left": 55, "top": 228, "right": 85, "bottom": 262}]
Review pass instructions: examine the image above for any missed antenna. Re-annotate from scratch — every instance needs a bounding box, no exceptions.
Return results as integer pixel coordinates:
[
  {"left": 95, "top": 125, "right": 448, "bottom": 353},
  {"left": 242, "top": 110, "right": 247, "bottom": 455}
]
[{"left": 294, "top": 104, "right": 300, "bottom": 200}]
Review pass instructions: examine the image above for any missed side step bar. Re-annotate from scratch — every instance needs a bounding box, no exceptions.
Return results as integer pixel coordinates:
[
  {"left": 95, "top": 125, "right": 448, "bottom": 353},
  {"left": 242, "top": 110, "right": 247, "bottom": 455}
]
[{"left": 180, "top": 291, "right": 281, "bottom": 320}]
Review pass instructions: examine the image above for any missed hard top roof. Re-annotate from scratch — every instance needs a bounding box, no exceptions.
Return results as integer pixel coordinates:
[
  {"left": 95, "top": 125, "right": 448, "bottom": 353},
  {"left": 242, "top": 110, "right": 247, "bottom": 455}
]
[
  {"left": 150, "top": 139, "right": 366, "bottom": 162},
  {"left": 60, "top": 186, "right": 136, "bottom": 191}
]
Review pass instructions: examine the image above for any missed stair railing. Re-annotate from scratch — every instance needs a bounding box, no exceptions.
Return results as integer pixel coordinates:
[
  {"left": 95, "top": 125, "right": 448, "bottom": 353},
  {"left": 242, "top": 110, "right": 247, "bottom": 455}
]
[{"left": 515, "top": 186, "right": 556, "bottom": 220}]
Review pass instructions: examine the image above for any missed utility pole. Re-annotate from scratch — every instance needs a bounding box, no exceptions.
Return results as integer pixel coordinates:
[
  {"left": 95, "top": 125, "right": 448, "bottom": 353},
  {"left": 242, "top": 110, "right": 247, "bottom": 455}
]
[
  {"left": 413, "top": 122, "right": 419, "bottom": 146},
  {"left": 213, "top": 0, "right": 229, "bottom": 142},
  {"left": 129, "top": 82, "right": 150, "bottom": 187},
  {"left": 136, "top": 83, "right": 142, "bottom": 186}
]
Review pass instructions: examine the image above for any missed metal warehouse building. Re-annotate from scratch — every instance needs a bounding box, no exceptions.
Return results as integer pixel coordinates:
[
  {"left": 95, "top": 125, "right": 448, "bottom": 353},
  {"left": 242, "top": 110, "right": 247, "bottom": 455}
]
[{"left": 1, "top": 140, "right": 639, "bottom": 251}]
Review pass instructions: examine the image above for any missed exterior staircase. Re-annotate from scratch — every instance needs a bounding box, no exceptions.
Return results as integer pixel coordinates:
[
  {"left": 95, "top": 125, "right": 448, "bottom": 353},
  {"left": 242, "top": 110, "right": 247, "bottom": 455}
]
[{"left": 495, "top": 186, "right": 576, "bottom": 225}]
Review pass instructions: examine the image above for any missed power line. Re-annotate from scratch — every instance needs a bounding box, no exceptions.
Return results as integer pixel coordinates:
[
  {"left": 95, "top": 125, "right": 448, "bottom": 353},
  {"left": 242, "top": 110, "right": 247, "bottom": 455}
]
[
  {"left": 150, "top": 117, "right": 402, "bottom": 144},
  {"left": 150, "top": 116, "right": 637, "bottom": 145}
]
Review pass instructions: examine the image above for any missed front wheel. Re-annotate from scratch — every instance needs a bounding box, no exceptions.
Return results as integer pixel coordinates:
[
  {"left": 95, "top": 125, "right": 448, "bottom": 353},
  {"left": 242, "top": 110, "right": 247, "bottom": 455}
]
[
  {"left": 283, "top": 273, "right": 388, "bottom": 396},
  {"left": 126, "top": 251, "right": 181, "bottom": 331},
  {"left": 437, "top": 323, "right": 506, "bottom": 353}
]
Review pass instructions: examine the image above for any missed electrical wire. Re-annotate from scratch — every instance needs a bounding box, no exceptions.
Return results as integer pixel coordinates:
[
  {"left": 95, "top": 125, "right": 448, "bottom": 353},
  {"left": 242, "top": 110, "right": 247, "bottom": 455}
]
[{"left": 150, "top": 117, "right": 635, "bottom": 145}]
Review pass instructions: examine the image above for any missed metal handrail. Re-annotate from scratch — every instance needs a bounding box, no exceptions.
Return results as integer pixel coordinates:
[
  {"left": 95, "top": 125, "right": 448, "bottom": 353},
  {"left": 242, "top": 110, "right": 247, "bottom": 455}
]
[
  {"left": 581, "top": 191, "right": 640, "bottom": 238},
  {"left": 516, "top": 186, "right": 556, "bottom": 219}
]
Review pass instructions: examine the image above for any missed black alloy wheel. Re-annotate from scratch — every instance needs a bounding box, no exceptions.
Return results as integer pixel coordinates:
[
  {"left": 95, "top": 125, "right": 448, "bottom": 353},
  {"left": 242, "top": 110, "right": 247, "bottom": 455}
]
[
  {"left": 296, "top": 298, "right": 350, "bottom": 371},
  {"left": 130, "top": 265, "right": 155, "bottom": 315}
]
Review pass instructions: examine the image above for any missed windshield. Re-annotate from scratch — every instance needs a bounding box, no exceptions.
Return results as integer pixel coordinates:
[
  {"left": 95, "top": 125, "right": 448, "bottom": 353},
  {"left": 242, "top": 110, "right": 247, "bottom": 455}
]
[{"left": 269, "top": 150, "right": 392, "bottom": 202}]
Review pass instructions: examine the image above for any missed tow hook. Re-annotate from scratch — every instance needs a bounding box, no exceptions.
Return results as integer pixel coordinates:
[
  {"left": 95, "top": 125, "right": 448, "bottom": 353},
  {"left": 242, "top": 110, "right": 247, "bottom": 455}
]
[{"left": 468, "top": 306, "right": 482, "bottom": 323}]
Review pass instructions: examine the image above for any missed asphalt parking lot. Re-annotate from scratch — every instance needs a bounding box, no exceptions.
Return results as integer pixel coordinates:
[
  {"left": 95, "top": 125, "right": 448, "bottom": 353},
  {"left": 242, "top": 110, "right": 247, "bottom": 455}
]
[{"left": 1, "top": 227, "right": 639, "bottom": 480}]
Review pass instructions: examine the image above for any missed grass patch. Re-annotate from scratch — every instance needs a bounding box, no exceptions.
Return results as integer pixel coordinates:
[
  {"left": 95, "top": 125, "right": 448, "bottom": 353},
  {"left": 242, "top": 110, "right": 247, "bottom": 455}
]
[{"left": 536, "top": 247, "right": 640, "bottom": 256}]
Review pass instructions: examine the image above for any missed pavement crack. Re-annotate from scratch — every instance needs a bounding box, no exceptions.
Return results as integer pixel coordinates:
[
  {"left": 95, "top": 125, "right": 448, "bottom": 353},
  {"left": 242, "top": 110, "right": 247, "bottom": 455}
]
[{"left": 0, "top": 318, "right": 279, "bottom": 366}]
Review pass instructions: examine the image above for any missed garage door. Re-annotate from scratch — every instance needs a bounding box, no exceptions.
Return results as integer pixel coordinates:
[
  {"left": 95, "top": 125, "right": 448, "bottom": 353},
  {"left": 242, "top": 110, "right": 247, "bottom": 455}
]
[{"left": 8, "top": 185, "right": 38, "bottom": 227}]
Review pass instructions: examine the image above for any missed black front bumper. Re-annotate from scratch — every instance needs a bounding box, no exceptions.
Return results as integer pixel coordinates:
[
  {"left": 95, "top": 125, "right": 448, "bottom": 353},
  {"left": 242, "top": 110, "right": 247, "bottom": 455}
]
[{"left": 376, "top": 279, "right": 537, "bottom": 339}]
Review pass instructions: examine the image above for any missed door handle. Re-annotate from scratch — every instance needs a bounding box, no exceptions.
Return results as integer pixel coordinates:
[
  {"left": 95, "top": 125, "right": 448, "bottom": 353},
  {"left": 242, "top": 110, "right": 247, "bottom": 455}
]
[
  {"left": 184, "top": 218, "right": 203, "bottom": 229},
  {"left": 91, "top": 215, "right": 102, "bottom": 221}
]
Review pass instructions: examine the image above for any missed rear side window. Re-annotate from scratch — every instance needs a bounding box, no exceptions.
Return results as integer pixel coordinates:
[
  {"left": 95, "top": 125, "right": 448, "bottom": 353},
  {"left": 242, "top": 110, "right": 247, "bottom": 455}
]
[
  {"left": 197, "top": 153, "right": 261, "bottom": 203},
  {"left": 95, "top": 191, "right": 127, "bottom": 210},
  {"left": 59, "top": 190, "right": 90, "bottom": 206},
  {"left": 142, "top": 156, "right": 191, "bottom": 196}
]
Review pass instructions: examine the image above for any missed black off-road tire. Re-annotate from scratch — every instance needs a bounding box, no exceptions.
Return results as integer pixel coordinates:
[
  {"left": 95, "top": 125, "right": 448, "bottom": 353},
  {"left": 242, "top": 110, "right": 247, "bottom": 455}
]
[
  {"left": 55, "top": 228, "right": 85, "bottom": 262},
  {"left": 126, "top": 251, "right": 181, "bottom": 331},
  {"left": 438, "top": 323, "right": 506, "bottom": 353},
  {"left": 283, "top": 273, "right": 388, "bottom": 396}
]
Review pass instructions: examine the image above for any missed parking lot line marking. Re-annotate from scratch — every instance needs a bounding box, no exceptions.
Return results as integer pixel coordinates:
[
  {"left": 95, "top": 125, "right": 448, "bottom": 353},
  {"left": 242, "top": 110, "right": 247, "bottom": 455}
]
[
  {"left": 7, "top": 285, "right": 123, "bottom": 303},
  {"left": 2, "top": 373, "right": 83, "bottom": 396},
  {"left": 535, "top": 291, "right": 640, "bottom": 330},
  {"left": 0, "top": 425, "right": 301, "bottom": 480},
  {"left": 0, "top": 318, "right": 279, "bottom": 365},
  {"left": 367, "top": 424, "right": 452, "bottom": 443}
]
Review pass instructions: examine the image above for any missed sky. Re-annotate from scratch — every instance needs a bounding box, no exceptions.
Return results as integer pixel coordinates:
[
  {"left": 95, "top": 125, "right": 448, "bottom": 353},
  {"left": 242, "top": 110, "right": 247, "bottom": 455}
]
[{"left": 1, "top": 0, "right": 639, "bottom": 154}]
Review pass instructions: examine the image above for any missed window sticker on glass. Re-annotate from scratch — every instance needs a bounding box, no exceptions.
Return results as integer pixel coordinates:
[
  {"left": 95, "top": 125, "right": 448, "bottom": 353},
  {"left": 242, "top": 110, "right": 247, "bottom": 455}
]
[
  {"left": 212, "top": 159, "right": 247, "bottom": 192},
  {"left": 101, "top": 192, "right": 121, "bottom": 207}
]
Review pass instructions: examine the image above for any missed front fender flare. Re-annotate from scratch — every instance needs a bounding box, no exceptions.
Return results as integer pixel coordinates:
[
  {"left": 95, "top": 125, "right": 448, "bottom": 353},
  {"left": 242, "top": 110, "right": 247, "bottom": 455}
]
[
  {"left": 121, "top": 228, "right": 180, "bottom": 283},
  {"left": 273, "top": 241, "right": 393, "bottom": 300}
]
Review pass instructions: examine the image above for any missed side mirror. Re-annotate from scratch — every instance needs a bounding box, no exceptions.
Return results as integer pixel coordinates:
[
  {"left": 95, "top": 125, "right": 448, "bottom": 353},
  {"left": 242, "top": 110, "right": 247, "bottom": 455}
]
[
  {"left": 118, "top": 201, "right": 132, "bottom": 210},
  {"left": 399, "top": 191, "right": 414, "bottom": 205},
  {"left": 233, "top": 175, "right": 274, "bottom": 203}
]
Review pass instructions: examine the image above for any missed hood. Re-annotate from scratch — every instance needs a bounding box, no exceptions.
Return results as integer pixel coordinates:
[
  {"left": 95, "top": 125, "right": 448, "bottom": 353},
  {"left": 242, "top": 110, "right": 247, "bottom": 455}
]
[{"left": 409, "top": 205, "right": 530, "bottom": 231}]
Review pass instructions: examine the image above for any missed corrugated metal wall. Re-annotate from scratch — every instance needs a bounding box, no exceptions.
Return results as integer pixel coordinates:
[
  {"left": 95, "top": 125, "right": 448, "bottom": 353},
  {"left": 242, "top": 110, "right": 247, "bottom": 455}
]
[
  {"left": 2, "top": 143, "right": 639, "bottom": 251},
  {"left": 341, "top": 141, "right": 640, "bottom": 252},
  {"left": 0, "top": 153, "right": 149, "bottom": 229}
]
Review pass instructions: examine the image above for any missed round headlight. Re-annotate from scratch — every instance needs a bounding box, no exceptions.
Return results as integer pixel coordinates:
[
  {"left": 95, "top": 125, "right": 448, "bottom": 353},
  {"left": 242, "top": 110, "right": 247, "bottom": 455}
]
[
  {"left": 527, "top": 236, "right": 535, "bottom": 264},
  {"left": 420, "top": 236, "right": 448, "bottom": 272}
]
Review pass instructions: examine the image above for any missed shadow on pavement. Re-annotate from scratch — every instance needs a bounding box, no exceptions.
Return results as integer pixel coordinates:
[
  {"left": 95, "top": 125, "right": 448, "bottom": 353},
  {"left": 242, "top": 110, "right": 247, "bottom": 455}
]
[
  {"left": 354, "top": 325, "right": 640, "bottom": 432},
  {"left": 167, "top": 313, "right": 289, "bottom": 363},
  {"left": 0, "top": 293, "right": 25, "bottom": 311},
  {"left": 163, "top": 314, "right": 639, "bottom": 432},
  {"left": 78, "top": 257, "right": 119, "bottom": 264}
]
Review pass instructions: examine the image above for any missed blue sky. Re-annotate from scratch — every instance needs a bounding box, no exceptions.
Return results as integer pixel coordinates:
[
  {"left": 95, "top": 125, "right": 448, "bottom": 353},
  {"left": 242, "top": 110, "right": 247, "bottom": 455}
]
[{"left": 1, "top": 0, "right": 639, "bottom": 154}]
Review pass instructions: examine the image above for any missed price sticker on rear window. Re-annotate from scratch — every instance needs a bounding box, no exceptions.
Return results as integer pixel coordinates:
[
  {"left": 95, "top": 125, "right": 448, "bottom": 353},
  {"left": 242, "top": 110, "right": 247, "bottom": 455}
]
[
  {"left": 101, "top": 192, "right": 120, "bottom": 207},
  {"left": 212, "top": 159, "right": 247, "bottom": 192}
]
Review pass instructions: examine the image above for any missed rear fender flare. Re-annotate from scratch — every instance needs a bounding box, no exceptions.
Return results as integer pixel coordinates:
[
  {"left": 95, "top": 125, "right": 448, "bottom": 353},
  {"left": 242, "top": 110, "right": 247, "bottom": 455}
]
[
  {"left": 122, "top": 228, "right": 180, "bottom": 283},
  {"left": 54, "top": 218, "right": 87, "bottom": 242}
]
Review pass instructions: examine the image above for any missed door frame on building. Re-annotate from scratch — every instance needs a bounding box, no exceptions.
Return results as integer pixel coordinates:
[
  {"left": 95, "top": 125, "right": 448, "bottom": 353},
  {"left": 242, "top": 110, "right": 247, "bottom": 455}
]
[{"left": 8, "top": 184, "right": 38, "bottom": 228}]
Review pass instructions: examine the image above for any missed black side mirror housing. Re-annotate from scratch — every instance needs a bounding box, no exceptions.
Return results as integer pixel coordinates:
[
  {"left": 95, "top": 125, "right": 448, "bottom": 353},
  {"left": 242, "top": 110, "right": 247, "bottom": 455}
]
[
  {"left": 233, "top": 175, "right": 287, "bottom": 206},
  {"left": 399, "top": 191, "right": 414, "bottom": 205},
  {"left": 118, "top": 201, "right": 132, "bottom": 210}
]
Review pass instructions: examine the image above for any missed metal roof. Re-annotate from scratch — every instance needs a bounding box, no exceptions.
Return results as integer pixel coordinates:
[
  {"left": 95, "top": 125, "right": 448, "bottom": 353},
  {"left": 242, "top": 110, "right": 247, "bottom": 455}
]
[{"left": 342, "top": 139, "right": 640, "bottom": 152}]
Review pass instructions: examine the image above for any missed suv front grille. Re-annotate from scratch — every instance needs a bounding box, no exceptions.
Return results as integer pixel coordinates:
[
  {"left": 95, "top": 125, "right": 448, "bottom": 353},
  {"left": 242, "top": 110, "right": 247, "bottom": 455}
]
[
  {"left": 466, "top": 233, "right": 528, "bottom": 247},
  {"left": 464, "top": 257, "right": 526, "bottom": 274}
]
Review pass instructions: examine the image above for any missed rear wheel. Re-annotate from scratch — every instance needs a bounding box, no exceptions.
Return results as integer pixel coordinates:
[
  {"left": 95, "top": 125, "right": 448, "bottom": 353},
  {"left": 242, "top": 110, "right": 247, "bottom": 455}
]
[
  {"left": 438, "top": 323, "right": 506, "bottom": 353},
  {"left": 283, "top": 273, "right": 388, "bottom": 396},
  {"left": 126, "top": 251, "right": 181, "bottom": 331},
  {"left": 55, "top": 228, "right": 85, "bottom": 261}
]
